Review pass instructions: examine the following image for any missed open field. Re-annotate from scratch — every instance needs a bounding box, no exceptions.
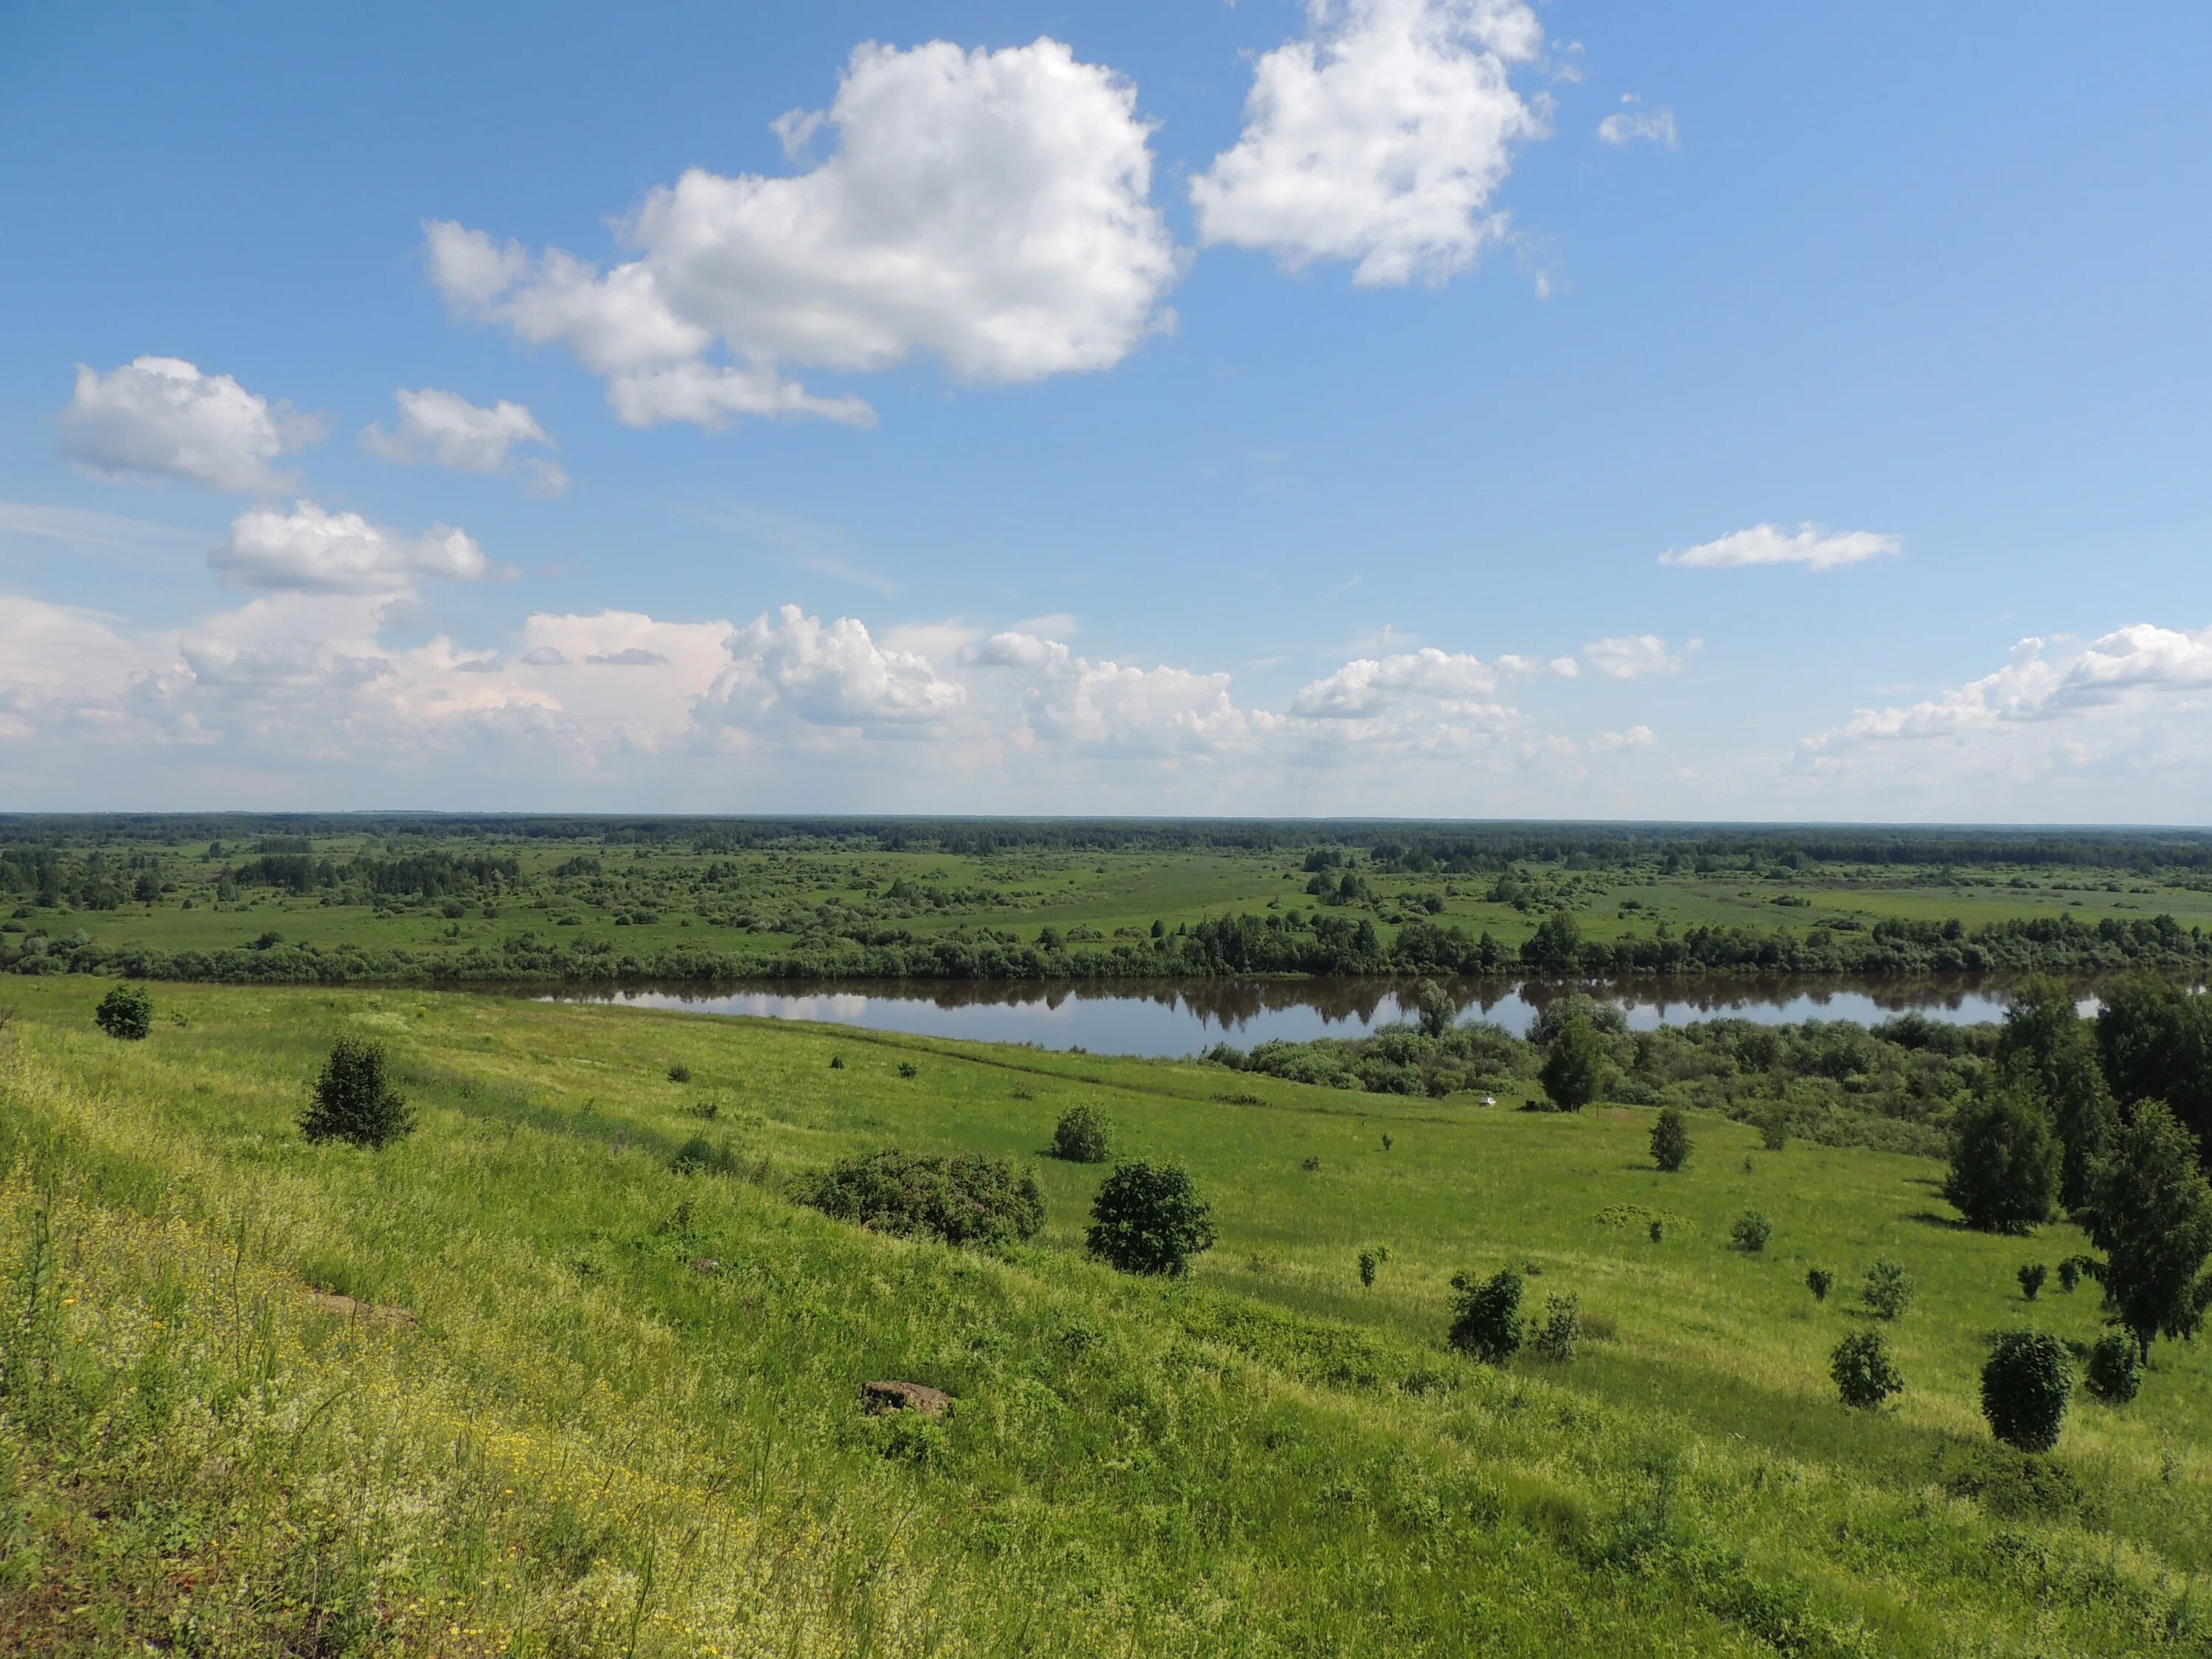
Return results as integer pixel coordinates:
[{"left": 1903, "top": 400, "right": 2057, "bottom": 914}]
[
  {"left": 7, "top": 817, "right": 2212, "bottom": 984},
  {"left": 4, "top": 975, "right": 2208, "bottom": 1655}
]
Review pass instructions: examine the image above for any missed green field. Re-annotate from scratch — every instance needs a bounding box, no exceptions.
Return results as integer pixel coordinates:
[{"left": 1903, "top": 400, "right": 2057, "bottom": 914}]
[
  {"left": 4, "top": 976, "right": 2206, "bottom": 1655},
  {"left": 8, "top": 817, "right": 2212, "bottom": 984}
]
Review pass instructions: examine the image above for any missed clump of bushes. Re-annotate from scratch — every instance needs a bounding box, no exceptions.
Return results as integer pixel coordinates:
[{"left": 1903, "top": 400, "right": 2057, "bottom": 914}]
[
  {"left": 669, "top": 1135, "right": 743, "bottom": 1178},
  {"left": 1086, "top": 1162, "right": 1215, "bottom": 1276},
  {"left": 1649, "top": 1107, "right": 1690, "bottom": 1172},
  {"left": 2018, "top": 1262, "right": 2047, "bottom": 1301},
  {"left": 1806, "top": 1267, "right": 1834, "bottom": 1302},
  {"left": 1732, "top": 1211, "right": 1772, "bottom": 1253},
  {"left": 802, "top": 1150, "right": 1044, "bottom": 1249},
  {"left": 667, "top": 1061, "right": 692, "bottom": 1084},
  {"left": 2084, "top": 1332, "right": 2142, "bottom": 1405},
  {"left": 299, "top": 1037, "right": 414, "bottom": 1150},
  {"left": 1980, "top": 1331, "right": 2072, "bottom": 1453},
  {"left": 1864, "top": 1258, "right": 1916, "bottom": 1321},
  {"left": 1447, "top": 1268, "right": 1524, "bottom": 1363},
  {"left": 1533, "top": 1293, "right": 1582, "bottom": 1363},
  {"left": 1051, "top": 1104, "right": 1113, "bottom": 1164},
  {"left": 94, "top": 984, "right": 153, "bottom": 1040},
  {"left": 1832, "top": 1330, "right": 1904, "bottom": 1410}
]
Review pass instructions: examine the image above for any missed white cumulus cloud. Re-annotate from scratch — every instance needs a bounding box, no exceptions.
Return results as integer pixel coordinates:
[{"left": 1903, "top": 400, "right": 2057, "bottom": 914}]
[
  {"left": 1662, "top": 522, "right": 1902, "bottom": 571},
  {"left": 1190, "top": 0, "right": 1548, "bottom": 285},
  {"left": 713, "top": 605, "right": 966, "bottom": 735},
  {"left": 426, "top": 36, "right": 1178, "bottom": 428},
  {"left": 1581, "top": 635, "right": 1697, "bottom": 679},
  {"left": 209, "top": 501, "right": 490, "bottom": 594},
  {"left": 361, "top": 388, "right": 568, "bottom": 495},
  {"left": 57, "top": 357, "right": 326, "bottom": 491},
  {"left": 1596, "top": 97, "right": 1677, "bottom": 147}
]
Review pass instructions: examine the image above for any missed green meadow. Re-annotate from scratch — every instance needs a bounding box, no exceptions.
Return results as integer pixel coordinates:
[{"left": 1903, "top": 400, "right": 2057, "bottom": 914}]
[{"left": 4, "top": 975, "right": 2207, "bottom": 1655}]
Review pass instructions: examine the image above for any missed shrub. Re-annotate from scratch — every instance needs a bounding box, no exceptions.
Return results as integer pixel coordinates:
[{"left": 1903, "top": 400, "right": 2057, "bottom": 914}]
[
  {"left": 1806, "top": 1267, "right": 1834, "bottom": 1302},
  {"left": 1086, "top": 1162, "right": 1216, "bottom": 1276},
  {"left": 1447, "top": 1268, "right": 1524, "bottom": 1363},
  {"left": 299, "top": 1037, "right": 414, "bottom": 1150},
  {"left": 1357, "top": 1245, "right": 1388, "bottom": 1288},
  {"left": 94, "top": 984, "right": 153, "bottom": 1041},
  {"left": 896, "top": 1061, "right": 919, "bottom": 1079},
  {"left": 1980, "top": 1330, "right": 2072, "bottom": 1453},
  {"left": 2084, "top": 1332, "right": 2142, "bottom": 1405},
  {"left": 2056, "top": 1256, "right": 2082, "bottom": 1292},
  {"left": 830, "top": 1054, "right": 844, "bottom": 1070},
  {"left": 667, "top": 1062, "right": 692, "bottom": 1083},
  {"left": 1300, "top": 1155, "right": 1322, "bottom": 1172},
  {"left": 803, "top": 1150, "right": 1045, "bottom": 1249},
  {"left": 2018, "top": 1262, "right": 2047, "bottom": 1301},
  {"left": 1863, "top": 1257, "right": 1916, "bottom": 1321},
  {"left": 1832, "top": 1330, "right": 1904, "bottom": 1410},
  {"left": 1650, "top": 1107, "right": 1691, "bottom": 1172},
  {"left": 1539, "top": 1019, "right": 1606, "bottom": 1112},
  {"left": 1759, "top": 1112, "right": 1790, "bottom": 1152},
  {"left": 1533, "top": 1293, "right": 1582, "bottom": 1363},
  {"left": 1051, "top": 1104, "right": 1113, "bottom": 1164},
  {"left": 1732, "top": 1211, "right": 1772, "bottom": 1253},
  {"left": 1648, "top": 1219, "right": 1665, "bottom": 1244},
  {"left": 669, "top": 1135, "right": 742, "bottom": 1178},
  {"left": 1943, "top": 1089, "right": 2062, "bottom": 1234}
]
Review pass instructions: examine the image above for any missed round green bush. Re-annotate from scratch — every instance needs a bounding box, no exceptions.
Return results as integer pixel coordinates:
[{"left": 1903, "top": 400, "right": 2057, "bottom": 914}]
[
  {"left": 1051, "top": 1103, "right": 1114, "bottom": 1164},
  {"left": 94, "top": 984, "right": 153, "bottom": 1041},
  {"left": 1447, "top": 1267, "right": 1524, "bottom": 1363},
  {"left": 2084, "top": 1332, "right": 2142, "bottom": 1406},
  {"left": 1649, "top": 1107, "right": 1691, "bottom": 1172},
  {"left": 1086, "top": 1162, "right": 1216, "bottom": 1277},
  {"left": 1863, "top": 1257, "right": 1916, "bottom": 1321},
  {"left": 2056, "top": 1255, "right": 2081, "bottom": 1293},
  {"left": 1806, "top": 1267, "right": 1834, "bottom": 1302},
  {"left": 1980, "top": 1330, "right": 2072, "bottom": 1453},
  {"left": 2017, "top": 1262, "right": 2047, "bottom": 1302},
  {"left": 1832, "top": 1330, "right": 1904, "bottom": 1410},
  {"left": 299, "top": 1037, "right": 415, "bottom": 1150},
  {"left": 1732, "top": 1211, "right": 1773, "bottom": 1253}
]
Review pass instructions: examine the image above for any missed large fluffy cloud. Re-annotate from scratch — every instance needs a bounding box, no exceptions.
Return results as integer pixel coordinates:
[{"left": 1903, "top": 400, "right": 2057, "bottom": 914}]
[
  {"left": 56, "top": 357, "right": 326, "bottom": 490},
  {"left": 1190, "top": 0, "right": 1548, "bottom": 285},
  {"left": 209, "top": 501, "right": 489, "bottom": 594},
  {"left": 426, "top": 37, "right": 1178, "bottom": 428},
  {"left": 361, "top": 388, "right": 567, "bottom": 495},
  {"left": 710, "top": 606, "right": 964, "bottom": 737},
  {"left": 1662, "top": 523, "right": 1902, "bottom": 571},
  {"left": 970, "top": 630, "right": 1258, "bottom": 756}
]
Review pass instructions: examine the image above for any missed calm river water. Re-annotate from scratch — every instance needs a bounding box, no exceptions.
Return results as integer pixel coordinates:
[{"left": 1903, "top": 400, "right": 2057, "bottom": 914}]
[{"left": 540, "top": 974, "right": 2093, "bottom": 1060}]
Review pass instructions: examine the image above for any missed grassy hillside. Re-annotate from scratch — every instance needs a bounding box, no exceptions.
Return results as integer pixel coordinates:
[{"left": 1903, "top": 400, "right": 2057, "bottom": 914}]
[{"left": 3, "top": 978, "right": 2207, "bottom": 1655}]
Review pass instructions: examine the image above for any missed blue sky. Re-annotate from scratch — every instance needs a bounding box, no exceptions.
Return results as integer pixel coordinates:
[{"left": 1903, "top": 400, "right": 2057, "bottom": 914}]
[{"left": 3, "top": 1, "right": 2208, "bottom": 818}]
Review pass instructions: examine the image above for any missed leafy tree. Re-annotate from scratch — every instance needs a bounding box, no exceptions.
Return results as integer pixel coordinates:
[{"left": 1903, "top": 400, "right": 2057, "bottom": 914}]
[
  {"left": 1413, "top": 978, "right": 1455, "bottom": 1041},
  {"left": 2017, "top": 1262, "right": 2047, "bottom": 1301},
  {"left": 1357, "top": 1246, "right": 1388, "bottom": 1289},
  {"left": 1086, "top": 1162, "right": 1216, "bottom": 1276},
  {"left": 1528, "top": 994, "right": 1628, "bottom": 1050},
  {"left": 1649, "top": 1107, "right": 1691, "bottom": 1172},
  {"left": 1980, "top": 1331, "right": 2072, "bottom": 1453},
  {"left": 1540, "top": 1018, "right": 1606, "bottom": 1112},
  {"left": 1532, "top": 1292, "right": 1582, "bottom": 1363},
  {"left": 1051, "top": 1104, "right": 1114, "bottom": 1164},
  {"left": 1863, "top": 1257, "right": 1916, "bottom": 1321},
  {"left": 1997, "top": 976, "right": 2118, "bottom": 1211},
  {"left": 1831, "top": 1330, "right": 1904, "bottom": 1410},
  {"left": 2096, "top": 975, "right": 2212, "bottom": 1162},
  {"left": 2083, "top": 1332, "right": 2142, "bottom": 1405},
  {"left": 1732, "top": 1211, "right": 1772, "bottom": 1253},
  {"left": 1806, "top": 1267, "right": 1834, "bottom": 1302},
  {"left": 93, "top": 983, "right": 153, "bottom": 1040},
  {"left": 2081, "top": 1101, "right": 2212, "bottom": 1359},
  {"left": 1519, "top": 910, "right": 1585, "bottom": 973},
  {"left": 299, "top": 1037, "right": 414, "bottom": 1150},
  {"left": 1447, "top": 1268, "right": 1524, "bottom": 1363},
  {"left": 1942, "top": 1088, "right": 2062, "bottom": 1234}
]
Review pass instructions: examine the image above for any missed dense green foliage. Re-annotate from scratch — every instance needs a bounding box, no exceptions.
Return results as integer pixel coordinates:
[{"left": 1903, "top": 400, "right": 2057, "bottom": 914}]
[
  {"left": 2080, "top": 1101, "right": 2212, "bottom": 1357},
  {"left": 1980, "top": 1331, "right": 2073, "bottom": 1453},
  {"left": 1447, "top": 1268, "right": 1526, "bottom": 1363},
  {"left": 801, "top": 1149, "right": 1046, "bottom": 1249},
  {"left": 1731, "top": 1211, "right": 1772, "bottom": 1253},
  {"left": 1050, "top": 1102, "right": 1114, "bottom": 1164},
  {"left": 1942, "top": 1088, "right": 2062, "bottom": 1234},
  {"left": 1864, "top": 1258, "right": 1916, "bottom": 1321},
  {"left": 1831, "top": 1330, "right": 1904, "bottom": 1410},
  {"left": 1650, "top": 1106, "right": 1691, "bottom": 1172},
  {"left": 2084, "top": 1332, "right": 2143, "bottom": 1405},
  {"left": 91, "top": 981, "right": 151, "bottom": 1040},
  {"left": 298, "top": 1036, "right": 414, "bottom": 1149},
  {"left": 1539, "top": 1018, "right": 1606, "bottom": 1111},
  {"left": 1806, "top": 1267, "right": 1834, "bottom": 1301},
  {"left": 2018, "top": 1262, "right": 2047, "bottom": 1301},
  {"left": 1085, "top": 1161, "right": 1215, "bottom": 1276}
]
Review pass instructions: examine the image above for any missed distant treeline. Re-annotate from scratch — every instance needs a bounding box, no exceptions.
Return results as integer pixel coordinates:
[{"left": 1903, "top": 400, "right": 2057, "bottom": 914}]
[
  {"left": 7, "top": 813, "right": 2212, "bottom": 871},
  {"left": 8, "top": 905, "right": 2208, "bottom": 988}
]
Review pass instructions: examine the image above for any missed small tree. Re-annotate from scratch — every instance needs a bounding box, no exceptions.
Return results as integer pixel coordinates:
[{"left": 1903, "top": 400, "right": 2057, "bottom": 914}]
[
  {"left": 1533, "top": 1292, "right": 1582, "bottom": 1363},
  {"left": 1414, "top": 978, "right": 1455, "bottom": 1041},
  {"left": 299, "top": 1037, "right": 414, "bottom": 1150},
  {"left": 1832, "top": 1330, "right": 1904, "bottom": 1410},
  {"left": 1732, "top": 1211, "right": 1772, "bottom": 1253},
  {"left": 1540, "top": 1018, "right": 1606, "bottom": 1113},
  {"left": 1650, "top": 1107, "right": 1691, "bottom": 1172},
  {"left": 2081, "top": 1101, "right": 2212, "bottom": 1360},
  {"left": 2083, "top": 1332, "right": 2142, "bottom": 1406},
  {"left": 1980, "top": 1330, "right": 2072, "bottom": 1453},
  {"left": 2056, "top": 1255, "right": 2082, "bottom": 1293},
  {"left": 1806, "top": 1267, "right": 1834, "bottom": 1302},
  {"left": 1051, "top": 1104, "right": 1114, "bottom": 1164},
  {"left": 1863, "top": 1257, "right": 1916, "bottom": 1321},
  {"left": 94, "top": 984, "right": 153, "bottom": 1041},
  {"left": 1942, "top": 1089, "right": 2062, "bottom": 1235},
  {"left": 2017, "top": 1262, "right": 2047, "bottom": 1301},
  {"left": 1447, "top": 1268, "right": 1524, "bottom": 1363},
  {"left": 1086, "top": 1162, "right": 1216, "bottom": 1277},
  {"left": 1357, "top": 1245, "right": 1388, "bottom": 1288}
]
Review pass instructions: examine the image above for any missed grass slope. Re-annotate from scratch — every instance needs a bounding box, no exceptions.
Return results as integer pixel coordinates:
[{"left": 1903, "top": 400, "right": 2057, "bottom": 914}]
[{"left": 2, "top": 978, "right": 2207, "bottom": 1656}]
